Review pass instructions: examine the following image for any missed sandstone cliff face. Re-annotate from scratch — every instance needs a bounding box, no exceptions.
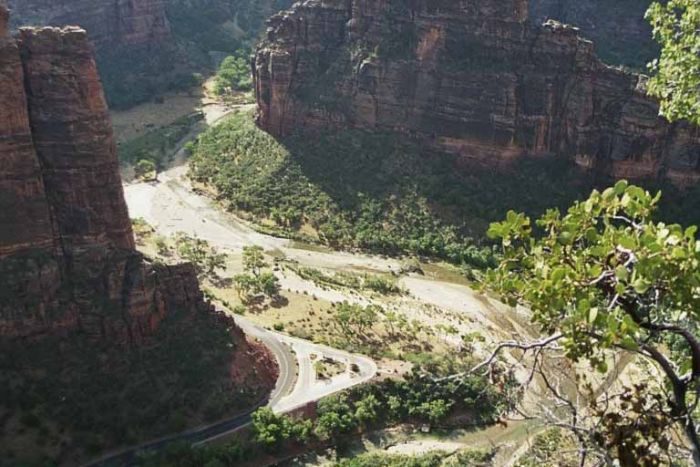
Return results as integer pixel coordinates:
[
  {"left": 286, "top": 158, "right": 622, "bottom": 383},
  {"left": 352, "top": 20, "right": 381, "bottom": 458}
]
[
  {"left": 7, "top": 0, "right": 170, "bottom": 48},
  {"left": 254, "top": 0, "right": 700, "bottom": 187},
  {"left": 529, "top": 0, "right": 656, "bottom": 68},
  {"left": 0, "top": 7, "right": 54, "bottom": 258},
  {"left": 0, "top": 8, "right": 208, "bottom": 343}
]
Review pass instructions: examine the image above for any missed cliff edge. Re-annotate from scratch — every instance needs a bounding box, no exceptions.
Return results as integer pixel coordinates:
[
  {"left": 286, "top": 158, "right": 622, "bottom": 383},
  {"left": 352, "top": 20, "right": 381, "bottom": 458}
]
[{"left": 254, "top": 0, "right": 700, "bottom": 186}]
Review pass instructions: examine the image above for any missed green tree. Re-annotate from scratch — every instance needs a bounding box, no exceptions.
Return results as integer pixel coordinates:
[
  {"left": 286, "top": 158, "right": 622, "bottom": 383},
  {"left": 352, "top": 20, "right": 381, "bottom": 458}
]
[
  {"left": 251, "top": 407, "right": 309, "bottom": 450},
  {"left": 251, "top": 407, "right": 287, "bottom": 449},
  {"left": 412, "top": 399, "right": 451, "bottom": 425},
  {"left": 646, "top": 0, "right": 700, "bottom": 125},
  {"left": 175, "top": 233, "right": 228, "bottom": 277},
  {"left": 175, "top": 234, "right": 208, "bottom": 270},
  {"left": 354, "top": 394, "right": 381, "bottom": 426},
  {"left": 314, "top": 394, "right": 357, "bottom": 440},
  {"left": 135, "top": 159, "right": 157, "bottom": 181},
  {"left": 243, "top": 246, "right": 267, "bottom": 277},
  {"left": 203, "top": 249, "right": 228, "bottom": 276},
  {"left": 384, "top": 310, "right": 398, "bottom": 336},
  {"left": 233, "top": 273, "right": 257, "bottom": 302},
  {"left": 257, "top": 271, "right": 281, "bottom": 298},
  {"left": 213, "top": 54, "right": 253, "bottom": 96},
  {"left": 486, "top": 181, "right": 700, "bottom": 464}
]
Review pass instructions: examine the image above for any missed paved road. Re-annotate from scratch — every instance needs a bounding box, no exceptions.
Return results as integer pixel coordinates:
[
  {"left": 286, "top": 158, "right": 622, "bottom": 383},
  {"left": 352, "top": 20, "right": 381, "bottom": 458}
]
[
  {"left": 232, "top": 314, "right": 297, "bottom": 408},
  {"left": 83, "top": 314, "right": 294, "bottom": 467},
  {"left": 85, "top": 313, "right": 376, "bottom": 466}
]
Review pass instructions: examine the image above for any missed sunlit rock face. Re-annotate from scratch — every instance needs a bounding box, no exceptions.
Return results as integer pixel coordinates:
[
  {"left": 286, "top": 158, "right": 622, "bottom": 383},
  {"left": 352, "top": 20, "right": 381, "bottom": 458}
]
[{"left": 254, "top": 0, "right": 700, "bottom": 186}]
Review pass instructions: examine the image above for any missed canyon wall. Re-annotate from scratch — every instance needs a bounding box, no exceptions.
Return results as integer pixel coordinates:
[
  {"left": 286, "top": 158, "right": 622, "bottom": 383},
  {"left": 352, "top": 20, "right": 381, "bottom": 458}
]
[
  {"left": 6, "top": 0, "right": 170, "bottom": 48},
  {"left": 254, "top": 0, "right": 700, "bottom": 186},
  {"left": 529, "top": 0, "right": 656, "bottom": 68},
  {"left": 0, "top": 7, "right": 213, "bottom": 343}
]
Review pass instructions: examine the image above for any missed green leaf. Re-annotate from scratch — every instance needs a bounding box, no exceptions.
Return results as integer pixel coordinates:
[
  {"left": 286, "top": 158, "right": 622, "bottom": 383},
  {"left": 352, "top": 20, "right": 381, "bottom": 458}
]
[
  {"left": 671, "top": 247, "right": 687, "bottom": 259},
  {"left": 558, "top": 231, "right": 574, "bottom": 245},
  {"left": 584, "top": 228, "right": 599, "bottom": 242},
  {"left": 632, "top": 278, "right": 650, "bottom": 294},
  {"left": 602, "top": 187, "right": 616, "bottom": 201},
  {"left": 619, "top": 336, "right": 639, "bottom": 351},
  {"left": 626, "top": 185, "right": 646, "bottom": 199},
  {"left": 597, "top": 361, "right": 608, "bottom": 373},
  {"left": 551, "top": 267, "right": 567, "bottom": 283},
  {"left": 615, "top": 266, "right": 629, "bottom": 281},
  {"left": 588, "top": 307, "right": 599, "bottom": 324},
  {"left": 618, "top": 234, "right": 637, "bottom": 250},
  {"left": 614, "top": 180, "right": 629, "bottom": 195}
]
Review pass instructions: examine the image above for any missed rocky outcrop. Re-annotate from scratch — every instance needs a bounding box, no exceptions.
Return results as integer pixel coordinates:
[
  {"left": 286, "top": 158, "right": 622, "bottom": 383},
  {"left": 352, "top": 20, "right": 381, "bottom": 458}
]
[
  {"left": 254, "top": 0, "right": 700, "bottom": 187},
  {"left": 0, "top": 7, "right": 212, "bottom": 343},
  {"left": 6, "top": 0, "right": 170, "bottom": 48},
  {"left": 0, "top": 6, "right": 55, "bottom": 258},
  {"left": 19, "top": 26, "right": 135, "bottom": 252},
  {"left": 529, "top": 0, "right": 656, "bottom": 68}
]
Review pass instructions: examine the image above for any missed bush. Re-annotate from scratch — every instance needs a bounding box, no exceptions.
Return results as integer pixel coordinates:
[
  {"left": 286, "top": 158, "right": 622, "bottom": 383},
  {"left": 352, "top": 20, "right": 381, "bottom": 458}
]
[
  {"left": 213, "top": 54, "right": 253, "bottom": 96},
  {"left": 362, "top": 275, "right": 401, "bottom": 295},
  {"left": 135, "top": 159, "right": 157, "bottom": 181}
]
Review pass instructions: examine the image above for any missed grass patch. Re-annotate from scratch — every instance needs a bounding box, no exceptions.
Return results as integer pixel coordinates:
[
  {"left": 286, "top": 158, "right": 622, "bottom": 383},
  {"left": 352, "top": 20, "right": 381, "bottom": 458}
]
[
  {"left": 332, "top": 447, "right": 496, "bottom": 467},
  {"left": 290, "top": 265, "right": 403, "bottom": 295}
]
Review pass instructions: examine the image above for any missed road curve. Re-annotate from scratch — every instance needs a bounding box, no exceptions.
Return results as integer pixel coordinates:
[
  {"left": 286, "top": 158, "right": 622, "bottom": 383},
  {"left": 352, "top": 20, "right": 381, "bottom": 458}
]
[
  {"left": 84, "top": 310, "right": 376, "bottom": 467},
  {"left": 83, "top": 314, "right": 295, "bottom": 467}
]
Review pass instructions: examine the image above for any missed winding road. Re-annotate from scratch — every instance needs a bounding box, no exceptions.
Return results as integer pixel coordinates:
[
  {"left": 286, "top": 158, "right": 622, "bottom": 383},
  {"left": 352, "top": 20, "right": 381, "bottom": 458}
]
[{"left": 86, "top": 309, "right": 376, "bottom": 467}]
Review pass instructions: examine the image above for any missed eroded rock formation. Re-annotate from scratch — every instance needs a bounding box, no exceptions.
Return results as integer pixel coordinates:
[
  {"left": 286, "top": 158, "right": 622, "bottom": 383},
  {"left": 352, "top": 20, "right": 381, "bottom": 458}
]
[
  {"left": 6, "top": 0, "right": 170, "bottom": 48},
  {"left": 0, "top": 6, "right": 220, "bottom": 344},
  {"left": 254, "top": 0, "right": 700, "bottom": 186}
]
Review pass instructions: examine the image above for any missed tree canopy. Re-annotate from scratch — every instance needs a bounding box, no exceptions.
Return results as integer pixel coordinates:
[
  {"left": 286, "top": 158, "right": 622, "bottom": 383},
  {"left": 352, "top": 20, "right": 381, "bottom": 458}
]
[
  {"left": 646, "top": 0, "right": 700, "bottom": 125},
  {"left": 487, "top": 181, "right": 700, "bottom": 464}
]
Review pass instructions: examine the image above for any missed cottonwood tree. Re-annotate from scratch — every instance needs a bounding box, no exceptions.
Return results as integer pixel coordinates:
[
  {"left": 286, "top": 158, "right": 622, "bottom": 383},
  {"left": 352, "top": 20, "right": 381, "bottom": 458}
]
[
  {"left": 243, "top": 245, "right": 267, "bottom": 277},
  {"left": 174, "top": 233, "right": 227, "bottom": 277},
  {"left": 485, "top": 181, "right": 700, "bottom": 465}
]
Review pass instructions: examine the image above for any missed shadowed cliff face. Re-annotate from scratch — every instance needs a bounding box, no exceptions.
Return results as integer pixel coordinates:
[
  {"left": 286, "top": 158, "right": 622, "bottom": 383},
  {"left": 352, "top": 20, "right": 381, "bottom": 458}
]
[
  {"left": 529, "top": 0, "right": 656, "bottom": 69},
  {"left": 0, "top": 11, "right": 55, "bottom": 258},
  {"left": 0, "top": 6, "right": 209, "bottom": 343},
  {"left": 254, "top": 0, "right": 700, "bottom": 187},
  {"left": 0, "top": 8, "right": 278, "bottom": 463},
  {"left": 6, "top": 0, "right": 170, "bottom": 47}
]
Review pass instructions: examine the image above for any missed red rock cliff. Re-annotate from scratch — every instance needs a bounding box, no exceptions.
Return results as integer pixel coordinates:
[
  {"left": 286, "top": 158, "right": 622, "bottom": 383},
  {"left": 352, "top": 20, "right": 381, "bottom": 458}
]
[
  {"left": 0, "top": 5, "right": 54, "bottom": 258},
  {"left": 254, "top": 0, "right": 700, "bottom": 186},
  {"left": 6, "top": 0, "right": 170, "bottom": 48},
  {"left": 0, "top": 8, "right": 208, "bottom": 343}
]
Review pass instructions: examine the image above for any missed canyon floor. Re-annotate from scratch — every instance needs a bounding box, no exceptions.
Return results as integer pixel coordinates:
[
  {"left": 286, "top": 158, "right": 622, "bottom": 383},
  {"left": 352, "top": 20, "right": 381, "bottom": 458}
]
[
  {"left": 118, "top": 102, "right": 641, "bottom": 465},
  {"left": 121, "top": 131, "right": 545, "bottom": 464}
]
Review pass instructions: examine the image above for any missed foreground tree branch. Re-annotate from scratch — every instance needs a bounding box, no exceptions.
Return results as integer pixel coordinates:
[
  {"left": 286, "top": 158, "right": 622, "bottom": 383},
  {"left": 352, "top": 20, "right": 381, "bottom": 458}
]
[{"left": 485, "top": 181, "right": 700, "bottom": 465}]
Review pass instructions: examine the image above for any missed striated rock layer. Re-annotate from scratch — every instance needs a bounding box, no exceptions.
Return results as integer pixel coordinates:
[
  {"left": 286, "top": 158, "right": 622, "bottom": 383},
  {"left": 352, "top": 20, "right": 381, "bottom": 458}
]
[
  {"left": 6, "top": 0, "right": 170, "bottom": 48},
  {"left": 0, "top": 8, "right": 215, "bottom": 344},
  {"left": 254, "top": 0, "right": 700, "bottom": 187}
]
